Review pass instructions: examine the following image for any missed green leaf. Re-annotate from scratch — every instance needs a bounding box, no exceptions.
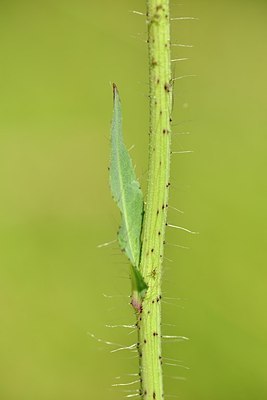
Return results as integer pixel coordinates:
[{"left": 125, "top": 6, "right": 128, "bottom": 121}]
[{"left": 110, "top": 84, "right": 144, "bottom": 267}]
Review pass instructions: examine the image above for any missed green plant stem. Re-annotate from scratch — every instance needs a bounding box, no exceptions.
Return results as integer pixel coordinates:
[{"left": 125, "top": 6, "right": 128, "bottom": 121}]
[{"left": 137, "top": 1, "right": 172, "bottom": 399}]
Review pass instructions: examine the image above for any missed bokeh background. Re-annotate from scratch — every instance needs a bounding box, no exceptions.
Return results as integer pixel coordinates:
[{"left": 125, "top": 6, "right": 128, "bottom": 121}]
[{"left": 1, "top": 1, "right": 267, "bottom": 399}]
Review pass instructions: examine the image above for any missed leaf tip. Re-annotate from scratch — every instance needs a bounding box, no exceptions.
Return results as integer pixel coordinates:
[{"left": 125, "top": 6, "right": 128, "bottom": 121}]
[{"left": 112, "top": 83, "right": 118, "bottom": 99}]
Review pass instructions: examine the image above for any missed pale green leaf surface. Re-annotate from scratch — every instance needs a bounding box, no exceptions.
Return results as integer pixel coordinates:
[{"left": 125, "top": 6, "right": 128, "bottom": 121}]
[{"left": 110, "top": 84, "right": 143, "bottom": 267}]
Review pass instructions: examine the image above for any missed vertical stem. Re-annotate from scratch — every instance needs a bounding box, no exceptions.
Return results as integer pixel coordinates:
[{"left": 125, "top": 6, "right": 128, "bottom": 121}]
[{"left": 138, "top": 1, "right": 172, "bottom": 399}]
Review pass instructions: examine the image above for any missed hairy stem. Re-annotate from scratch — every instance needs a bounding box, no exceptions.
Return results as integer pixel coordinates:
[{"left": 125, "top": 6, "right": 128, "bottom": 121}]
[{"left": 138, "top": 1, "right": 172, "bottom": 399}]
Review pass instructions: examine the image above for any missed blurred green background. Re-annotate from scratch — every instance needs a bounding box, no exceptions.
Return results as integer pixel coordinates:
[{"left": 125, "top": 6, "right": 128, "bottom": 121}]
[{"left": 1, "top": 1, "right": 267, "bottom": 399}]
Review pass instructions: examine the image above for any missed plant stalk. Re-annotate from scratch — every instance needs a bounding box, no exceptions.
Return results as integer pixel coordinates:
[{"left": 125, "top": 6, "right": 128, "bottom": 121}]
[{"left": 137, "top": 1, "right": 172, "bottom": 399}]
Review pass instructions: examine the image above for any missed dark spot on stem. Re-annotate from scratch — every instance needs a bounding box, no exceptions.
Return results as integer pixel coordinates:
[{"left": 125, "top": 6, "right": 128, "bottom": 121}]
[
  {"left": 164, "top": 83, "right": 171, "bottom": 92},
  {"left": 151, "top": 268, "right": 156, "bottom": 278}
]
